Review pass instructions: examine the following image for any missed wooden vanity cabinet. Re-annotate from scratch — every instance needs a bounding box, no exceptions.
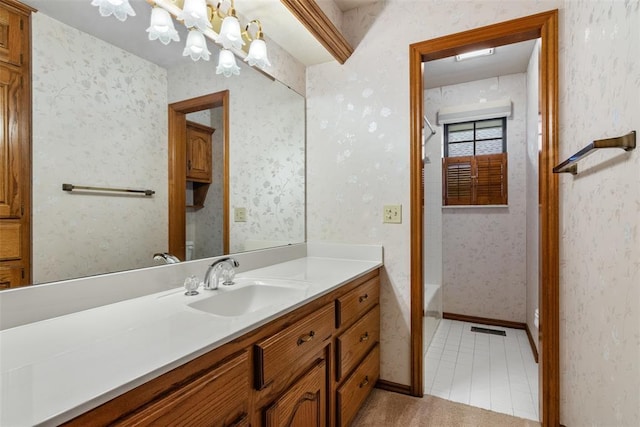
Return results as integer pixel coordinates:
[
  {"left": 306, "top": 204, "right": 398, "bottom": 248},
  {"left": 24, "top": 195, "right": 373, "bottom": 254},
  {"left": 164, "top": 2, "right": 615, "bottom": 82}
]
[
  {"left": 0, "top": 0, "right": 33, "bottom": 288},
  {"left": 186, "top": 121, "right": 214, "bottom": 183},
  {"left": 64, "top": 269, "right": 380, "bottom": 427}
]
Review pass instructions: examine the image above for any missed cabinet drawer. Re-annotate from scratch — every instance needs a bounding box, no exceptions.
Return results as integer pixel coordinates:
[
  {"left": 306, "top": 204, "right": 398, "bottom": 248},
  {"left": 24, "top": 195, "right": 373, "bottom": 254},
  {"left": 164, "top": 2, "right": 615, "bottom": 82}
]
[
  {"left": 255, "top": 303, "right": 334, "bottom": 390},
  {"left": 123, "top": 351, "right": 249, "bottom": 426},
  {"left": 336, "top": 276, "right": 379, "bottom": 328},
  {"left": 336, "top": 305, "right": 379, "bottom": 381},
  {"left": 337, "top": 344, "right": 380, "bottom": 427}
]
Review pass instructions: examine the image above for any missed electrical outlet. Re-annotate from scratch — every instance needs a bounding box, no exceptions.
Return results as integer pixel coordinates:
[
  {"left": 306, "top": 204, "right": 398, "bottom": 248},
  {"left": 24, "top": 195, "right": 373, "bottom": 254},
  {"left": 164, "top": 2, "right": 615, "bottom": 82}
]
[
  {"left": 234, "top": 207, "right": 247, "bottom": 222},
  {"left": 383, "top": 205, "right": 402, "bottom": 224}
]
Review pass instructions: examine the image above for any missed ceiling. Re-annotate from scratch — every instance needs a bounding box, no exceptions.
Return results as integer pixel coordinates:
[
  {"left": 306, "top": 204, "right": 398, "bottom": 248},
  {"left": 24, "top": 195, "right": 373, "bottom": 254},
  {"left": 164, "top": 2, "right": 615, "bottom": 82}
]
[
  {"left": 23, "top": 0, "right": 378, "bottom": 68},
  {"left": 24, "top": 1, "right": 536, "bottom": 84},
  {"left": 424, "top": 40, "right": 538, "bottom": 89}
]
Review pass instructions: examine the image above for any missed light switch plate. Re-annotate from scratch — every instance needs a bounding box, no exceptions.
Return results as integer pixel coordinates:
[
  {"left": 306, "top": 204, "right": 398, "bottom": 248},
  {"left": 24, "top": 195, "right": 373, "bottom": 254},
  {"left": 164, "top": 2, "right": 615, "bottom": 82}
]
[
  {"left": 383, "top": 205, "right": 402, "bottom": 224},
  {"left": 234, "top": 207, "right": 247, "bottom": 222}
]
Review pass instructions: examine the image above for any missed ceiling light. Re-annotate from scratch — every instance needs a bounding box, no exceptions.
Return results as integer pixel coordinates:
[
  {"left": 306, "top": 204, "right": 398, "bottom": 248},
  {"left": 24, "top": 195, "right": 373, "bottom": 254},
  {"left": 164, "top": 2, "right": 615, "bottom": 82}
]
[
  {"left": 455, "top": 48, "right": 495, "bottom": 61},
  {"left": 91, "top": 0, "right": 135, "bottom": 22},
  {"left": 216, "top": 49, "right": 241, "bottom": 77},
  {"left": 147, "top": 6, "right": 180, "bottom": 45}
]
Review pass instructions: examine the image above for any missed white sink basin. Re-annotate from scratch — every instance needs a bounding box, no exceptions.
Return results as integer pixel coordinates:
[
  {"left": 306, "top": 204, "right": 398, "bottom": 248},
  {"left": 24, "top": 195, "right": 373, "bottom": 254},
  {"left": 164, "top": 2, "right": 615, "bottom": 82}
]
[{"left": 187, "top": 280, "right": 308, "bottom": 317}]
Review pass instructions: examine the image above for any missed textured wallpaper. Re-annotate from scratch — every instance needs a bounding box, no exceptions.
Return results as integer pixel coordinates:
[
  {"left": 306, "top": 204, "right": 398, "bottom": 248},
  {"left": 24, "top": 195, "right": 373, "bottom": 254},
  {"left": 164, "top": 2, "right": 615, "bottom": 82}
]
[
  {"left": 168, "top": 59, "right": 306, "bottom": 254},
  {"left": 558, "top": 1, "right": 639, "bottom": 425},
  {"left": 31, "top": 13, "right": 168, "bottom": 284},
  {"left": 433, "top": 74, "right": 528, "bottom": 323},
  {"left": 309, "top": 1, "right": 639, "bottom": 424},
  {"left": 307, "top": 0, "right": 558, "bottom": 389}
]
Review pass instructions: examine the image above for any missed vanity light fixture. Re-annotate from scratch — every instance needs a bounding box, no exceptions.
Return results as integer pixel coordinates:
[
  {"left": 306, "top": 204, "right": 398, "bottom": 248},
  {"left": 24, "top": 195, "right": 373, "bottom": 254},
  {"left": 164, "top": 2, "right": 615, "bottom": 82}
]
[
  {"left": 217, "top": 0, "right": 244, "bottom": 50},
  {"left": 91, "top": 0, "right": 136, "bottom": 22},
  {"left": 177, "top": 0, "right": 212, "bottom": 33},
  {"left": 216, "top": 49, "right": 241, "bottom": 77},
  {"left": 147, "top": 6, "right": 180, "bottom": 45},
  {"left": 91, "top": 0, "right": 270, "bottom": 76},
  {"left": 184, "top": 28, "right": 211, "bottom": 61},
  {"left": 244, "top": 20, "right": 271, "bottom": 68},
  {"left": 455, "top": 48, "right": 494, "bottom": 61}
]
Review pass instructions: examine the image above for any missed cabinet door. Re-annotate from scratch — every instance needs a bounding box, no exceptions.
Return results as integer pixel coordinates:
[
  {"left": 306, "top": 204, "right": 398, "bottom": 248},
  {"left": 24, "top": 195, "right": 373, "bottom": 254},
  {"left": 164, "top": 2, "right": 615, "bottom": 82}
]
[
  {"left": 0, "top": 65, "right": 21, "bottom": 218},
  {"left": 0, "top": 6, "right": 23, "bottom": 67},
  {"left": 186, "top": 122, "right": 213, "bottom": 183},
  {"left": 0, "top": 265, "right": 21, "bottom": 289},
  {"left": 264, "top": 358, "right": 326, "bottom": 427}
]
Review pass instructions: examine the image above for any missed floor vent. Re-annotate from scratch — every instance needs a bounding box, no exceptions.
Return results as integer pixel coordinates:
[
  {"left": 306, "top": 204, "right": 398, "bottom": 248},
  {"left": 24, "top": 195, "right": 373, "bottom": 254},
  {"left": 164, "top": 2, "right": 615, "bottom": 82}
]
[{"left": 470, "top": 326, "right": 506, "bottom": 336}]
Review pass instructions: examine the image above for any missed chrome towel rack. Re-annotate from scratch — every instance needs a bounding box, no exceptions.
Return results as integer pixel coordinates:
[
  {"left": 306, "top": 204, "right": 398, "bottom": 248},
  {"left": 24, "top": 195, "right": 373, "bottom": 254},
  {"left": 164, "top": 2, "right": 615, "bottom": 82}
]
[
  {"left": 553, "top": 130, "right": 636, "bottom": 175},
  {"left": 62, "top": 183, "right": 155, "bottom": 196}
]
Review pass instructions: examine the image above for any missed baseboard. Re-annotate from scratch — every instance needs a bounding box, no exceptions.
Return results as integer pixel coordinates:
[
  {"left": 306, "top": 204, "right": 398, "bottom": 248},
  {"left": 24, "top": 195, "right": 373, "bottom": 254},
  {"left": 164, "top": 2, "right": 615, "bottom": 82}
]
[
  {"left": 443, "top": 312, "right": 526, "bottom": 330},
  {"left": 443, "top": 312, "right": 539, "bottom": 363},
  {"left": 525, "top": 323, "right": 539, "bottom": 364},
  {"left": 375, "top": 379, "right": 412, "bottom": 395}
]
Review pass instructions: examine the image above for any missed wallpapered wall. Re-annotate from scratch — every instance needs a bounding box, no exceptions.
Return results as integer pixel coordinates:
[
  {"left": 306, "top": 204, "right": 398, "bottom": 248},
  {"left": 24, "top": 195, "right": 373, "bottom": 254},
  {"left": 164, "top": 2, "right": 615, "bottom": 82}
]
[
  {"left": 525, "top": 40, "right": 541, "bottom": 353},
  {"left": 307, "top": 1, "right": 639, "bottom": 424},
  {"left": 428, "top": 74, "right": 528, "bottom": 323},
  {"left": 168, "top": 60, "right": 306, "bottom": 254},
  {"left": 32, "top": 13, "right": 168, "bottom": 284}
]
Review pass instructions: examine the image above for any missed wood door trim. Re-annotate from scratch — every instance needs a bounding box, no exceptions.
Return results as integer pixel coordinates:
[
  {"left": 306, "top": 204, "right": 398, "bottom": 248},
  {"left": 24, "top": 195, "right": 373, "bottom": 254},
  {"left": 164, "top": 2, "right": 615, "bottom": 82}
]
[
  {"left": 168, "top": 91, "right": 229, "bottom": 260},
  {"left": 280, "top": 0, "right": 353, "bottom": 64},
  {"left": 409, "top": 10, "right": 559, "bottom": 426}
]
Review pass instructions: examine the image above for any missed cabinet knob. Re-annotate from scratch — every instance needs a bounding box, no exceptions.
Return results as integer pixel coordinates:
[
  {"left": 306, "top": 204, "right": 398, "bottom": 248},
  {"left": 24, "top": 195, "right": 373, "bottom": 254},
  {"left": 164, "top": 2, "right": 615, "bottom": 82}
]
[
  {"left": 359, "top": 375, "right": 369, "bottom": 388},
  {"left": 359, "top": 293, "right": 369, "bottom": 303},
  {"left": 359, "top": 332, "right": 369, "bottom": 342},
  {"left": 297, "top": 330, "right": 315, "bottom": 346}
]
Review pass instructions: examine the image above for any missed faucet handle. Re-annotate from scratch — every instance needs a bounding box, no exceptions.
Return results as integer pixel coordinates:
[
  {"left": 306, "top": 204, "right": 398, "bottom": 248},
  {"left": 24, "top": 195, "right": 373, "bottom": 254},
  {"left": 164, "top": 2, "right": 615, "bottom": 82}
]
[
  {"left": 221, "top": 265, "right": 236, "bottom": 286},
  {"left": 183, "top": 275, "right": 200, "bottom": 296}
]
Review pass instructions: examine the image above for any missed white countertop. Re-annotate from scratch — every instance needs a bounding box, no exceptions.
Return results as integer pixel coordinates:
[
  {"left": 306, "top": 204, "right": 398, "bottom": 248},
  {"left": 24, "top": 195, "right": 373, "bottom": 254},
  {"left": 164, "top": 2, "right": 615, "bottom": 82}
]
[{"left": 0, "top": 255, "right": 381, "bottom": 426}]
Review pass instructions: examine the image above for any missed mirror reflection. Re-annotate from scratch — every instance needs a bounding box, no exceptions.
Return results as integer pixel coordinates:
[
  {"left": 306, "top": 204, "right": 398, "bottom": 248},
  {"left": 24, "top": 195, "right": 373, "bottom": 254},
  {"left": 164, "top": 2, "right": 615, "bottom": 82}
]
[{"left": 25, "top": 2, "right": 305, "bottom": 286}]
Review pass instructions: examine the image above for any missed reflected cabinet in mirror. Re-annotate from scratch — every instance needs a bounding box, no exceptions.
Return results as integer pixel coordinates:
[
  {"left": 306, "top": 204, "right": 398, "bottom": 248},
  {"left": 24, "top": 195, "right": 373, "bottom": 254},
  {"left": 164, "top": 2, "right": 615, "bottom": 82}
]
[{"left": 24, "top": 2, "right": 305, "bottom": 286}]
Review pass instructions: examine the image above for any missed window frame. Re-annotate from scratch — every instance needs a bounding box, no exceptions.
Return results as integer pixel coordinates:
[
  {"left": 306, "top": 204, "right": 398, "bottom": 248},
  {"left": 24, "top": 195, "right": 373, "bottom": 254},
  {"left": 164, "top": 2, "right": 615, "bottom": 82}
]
[
  {"left": 443, "top": 117, "right": 507, "bottom": 158},
  {"left": 442, "top": 117, "right": 508, "bottom": 207}
]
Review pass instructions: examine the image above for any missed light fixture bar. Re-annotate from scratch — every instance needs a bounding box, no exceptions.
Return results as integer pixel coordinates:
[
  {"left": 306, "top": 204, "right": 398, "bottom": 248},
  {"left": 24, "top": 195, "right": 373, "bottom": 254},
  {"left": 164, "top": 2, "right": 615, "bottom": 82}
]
[
  {"left": 455, "top": 48, "right": 494, "bottom": 61},
  {"left": 151, "top": 0, "right": 249, "bottom": 60}
]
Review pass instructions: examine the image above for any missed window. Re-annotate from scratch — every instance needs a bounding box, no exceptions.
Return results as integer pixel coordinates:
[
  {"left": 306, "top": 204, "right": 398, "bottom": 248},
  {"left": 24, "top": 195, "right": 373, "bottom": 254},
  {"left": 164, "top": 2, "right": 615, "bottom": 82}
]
[{"left": 442, "top": 118, "right": 508, "bottom": 206}]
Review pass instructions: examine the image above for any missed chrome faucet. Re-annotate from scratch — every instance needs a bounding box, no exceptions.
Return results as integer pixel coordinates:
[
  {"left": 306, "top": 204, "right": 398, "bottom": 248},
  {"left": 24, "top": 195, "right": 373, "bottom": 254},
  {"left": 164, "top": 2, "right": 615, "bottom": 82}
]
[
  {"left": 203, "top": 257, "right": 239, "bottom": 290},
  {"left": 153, "top": 252, "right": 181, "bottom": 264}
]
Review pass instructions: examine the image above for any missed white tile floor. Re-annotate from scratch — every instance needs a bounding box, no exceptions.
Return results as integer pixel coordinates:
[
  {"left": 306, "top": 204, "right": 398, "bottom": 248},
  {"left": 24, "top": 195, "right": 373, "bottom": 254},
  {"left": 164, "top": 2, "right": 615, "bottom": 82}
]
[{"left": 424, "top": 319, "right": 539, "bottom": 421}]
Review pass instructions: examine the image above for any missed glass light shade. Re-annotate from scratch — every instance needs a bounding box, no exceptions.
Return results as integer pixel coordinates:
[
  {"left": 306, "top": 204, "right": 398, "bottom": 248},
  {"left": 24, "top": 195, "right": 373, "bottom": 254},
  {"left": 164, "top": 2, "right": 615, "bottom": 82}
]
[
  {"left": 178, "top": 0, "right": 211, "bottom": 32},
  {"left": 216, "top": 49, "right": 241, "bottom": 77},
  {"left": 91, "top": 0, "right": 136, "bottom": 22},
  {"left": 218, "top": 16, "right": 244, "bottom": 50},
  {"left": 245, "top": 38, "right": 271, "bottom": 69},
  {"left": 147, "top": 7, "right": 180, "bottom": 45},
  {"left": 183, "top": 29, "right": 211, "bottom": 61}
]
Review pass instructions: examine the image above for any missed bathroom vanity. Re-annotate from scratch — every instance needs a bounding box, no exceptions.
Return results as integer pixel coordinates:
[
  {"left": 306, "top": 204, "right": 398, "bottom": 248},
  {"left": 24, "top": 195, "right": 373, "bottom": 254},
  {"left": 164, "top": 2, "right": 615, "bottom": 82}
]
[{"left": 0, "top": 244, "right": 382, "bottom": 426}]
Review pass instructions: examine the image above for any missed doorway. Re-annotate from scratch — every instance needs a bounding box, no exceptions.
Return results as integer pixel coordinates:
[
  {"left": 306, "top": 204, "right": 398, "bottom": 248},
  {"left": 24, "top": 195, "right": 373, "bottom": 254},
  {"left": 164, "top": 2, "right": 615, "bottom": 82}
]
[
  {"left": 168, "top": 91, "right": 230, "bottom": 261},
  {"left": 409, "top": 10, "right": 559, "bottom": 426}
]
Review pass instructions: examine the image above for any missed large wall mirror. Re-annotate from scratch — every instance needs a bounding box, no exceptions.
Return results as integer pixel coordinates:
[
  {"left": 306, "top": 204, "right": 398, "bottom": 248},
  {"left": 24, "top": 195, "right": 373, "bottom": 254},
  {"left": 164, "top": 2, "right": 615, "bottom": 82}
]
[{"left": 23, "top": 1, "right": 306, "bottom": 286}]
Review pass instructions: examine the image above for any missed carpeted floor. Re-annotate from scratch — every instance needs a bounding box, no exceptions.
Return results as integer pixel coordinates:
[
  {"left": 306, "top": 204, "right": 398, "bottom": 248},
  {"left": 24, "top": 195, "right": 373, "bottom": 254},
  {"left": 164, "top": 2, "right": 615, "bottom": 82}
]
[{"left": 351, "top": 389, "right": 541, "bottom": 427}]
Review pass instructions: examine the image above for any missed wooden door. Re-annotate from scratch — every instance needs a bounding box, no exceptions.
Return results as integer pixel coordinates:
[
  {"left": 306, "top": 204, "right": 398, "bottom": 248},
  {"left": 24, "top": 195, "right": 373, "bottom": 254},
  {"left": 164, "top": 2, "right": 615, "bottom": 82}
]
[
  {"left": 0, "top": 65, "right": 21, "bottom": 218},
  {"left": 264, "top": 359, "right": 326, "bottom": 427}
]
